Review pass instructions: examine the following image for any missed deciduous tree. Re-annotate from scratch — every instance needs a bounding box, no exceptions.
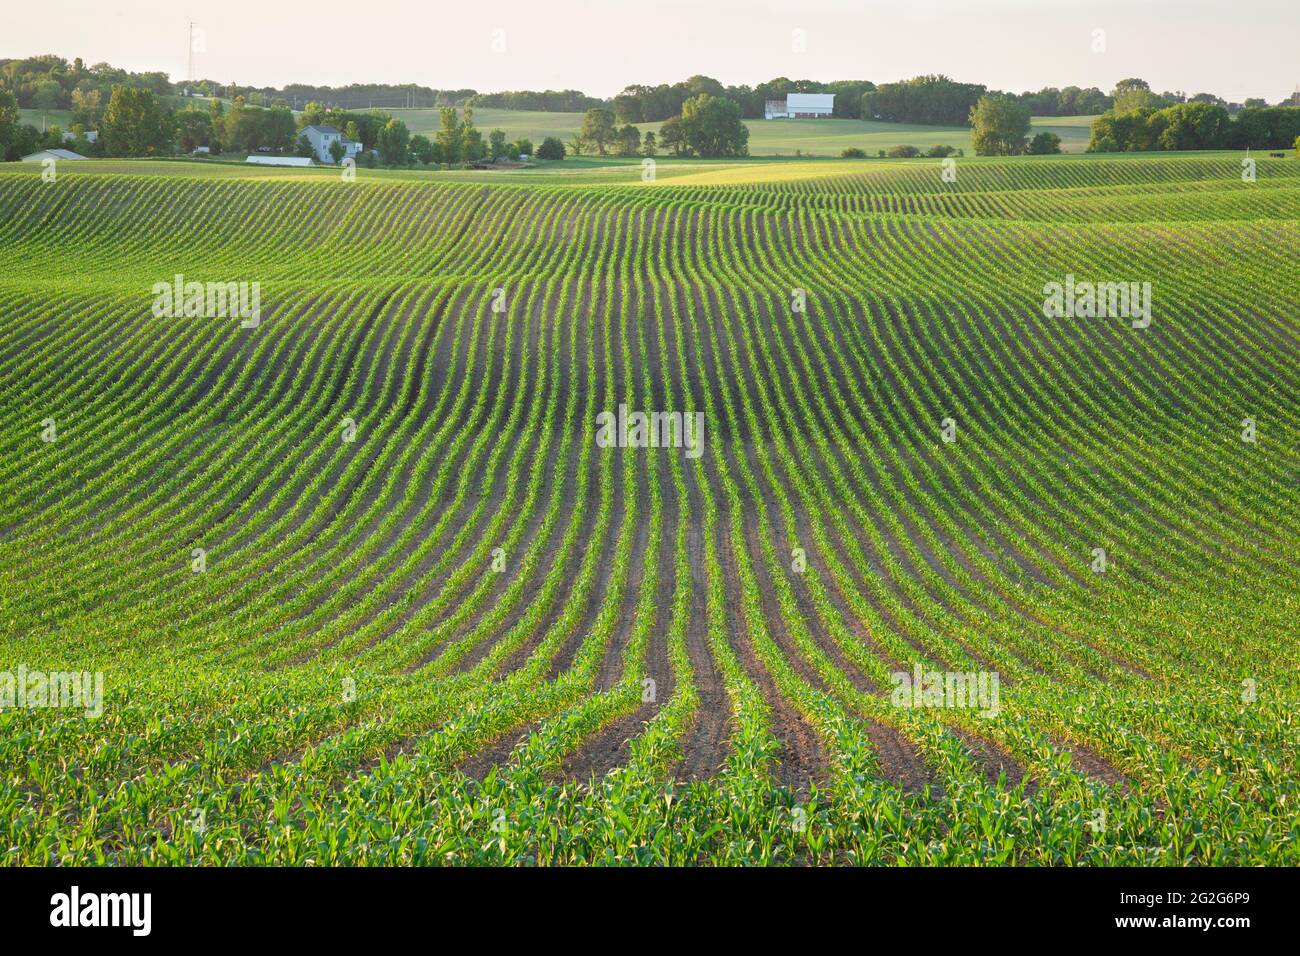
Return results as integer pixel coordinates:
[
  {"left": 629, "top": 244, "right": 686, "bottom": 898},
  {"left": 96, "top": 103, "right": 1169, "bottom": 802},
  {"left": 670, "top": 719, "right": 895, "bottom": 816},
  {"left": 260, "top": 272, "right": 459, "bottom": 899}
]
[
  {"left": 101, "top": 86, "right": 172, "bottom": 157},
  {"left": 970, "top": 94, "right": 1030, "bottom": 156},
  {"left": 679, "top": 94, "right": 748, "bottom": 157}
]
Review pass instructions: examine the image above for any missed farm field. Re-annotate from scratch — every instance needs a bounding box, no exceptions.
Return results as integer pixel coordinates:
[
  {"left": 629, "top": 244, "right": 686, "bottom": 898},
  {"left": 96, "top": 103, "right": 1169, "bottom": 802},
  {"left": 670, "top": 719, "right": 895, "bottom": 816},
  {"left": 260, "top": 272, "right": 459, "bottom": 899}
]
[
  {"left": 17, "top": 107, "right": 74, "bottom": 131},
  {"left": 0, "top": 151, "right": 1297, "bottom": 866},
  {"left": 394, "top": 106, "right": 1096, "bottom": 155}
]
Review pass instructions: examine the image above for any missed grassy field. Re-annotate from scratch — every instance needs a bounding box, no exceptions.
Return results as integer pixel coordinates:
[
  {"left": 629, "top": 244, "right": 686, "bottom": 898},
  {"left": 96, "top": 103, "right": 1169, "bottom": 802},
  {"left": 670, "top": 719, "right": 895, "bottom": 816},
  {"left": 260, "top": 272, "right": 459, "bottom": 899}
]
[
  {"left": 390, "top": 106, "right": 587, "bottom": 143},
  {"left": 0, "top": 151, "right": 1296, "bottom": 865},
  {"left": 393, "top": 106, "right": 1096, "bottom": 155},
  {"left": 17, "top": 107, "right": 75, "bottom": 131}
]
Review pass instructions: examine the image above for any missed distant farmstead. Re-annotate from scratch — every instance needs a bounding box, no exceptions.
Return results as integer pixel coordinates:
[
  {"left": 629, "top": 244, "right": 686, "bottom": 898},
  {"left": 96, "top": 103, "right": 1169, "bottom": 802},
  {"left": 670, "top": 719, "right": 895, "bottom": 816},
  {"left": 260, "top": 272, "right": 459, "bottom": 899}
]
[
  {"left": 764, "top": 93, "right": 836, "bottom": 119},
  {"left": 300, "top": 125, "right": 363, "bottom": 164}
]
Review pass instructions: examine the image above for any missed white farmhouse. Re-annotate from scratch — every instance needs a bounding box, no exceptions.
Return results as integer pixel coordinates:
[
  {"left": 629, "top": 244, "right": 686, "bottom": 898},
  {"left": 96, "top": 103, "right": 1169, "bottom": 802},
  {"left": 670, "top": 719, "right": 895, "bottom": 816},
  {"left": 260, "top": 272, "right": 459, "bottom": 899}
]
[
  {"left": 301, "top": 125, "right": 363, "bottom": 163},
  {"left": 764, "top": 93, "right": 836, "bottom": 119}
]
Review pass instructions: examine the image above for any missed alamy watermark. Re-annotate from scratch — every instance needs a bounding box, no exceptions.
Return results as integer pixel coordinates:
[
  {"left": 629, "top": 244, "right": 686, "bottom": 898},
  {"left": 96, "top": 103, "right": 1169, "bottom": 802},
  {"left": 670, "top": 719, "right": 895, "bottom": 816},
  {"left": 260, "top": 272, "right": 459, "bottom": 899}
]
[
  {"left": 596, "top": 404, "right": 705, "bottom": 459},
  {"left": 151, "top": 274, "right": 261, "bottom": 328},
  {"left": 1, "top": 665, "right": 103, "bottom": 718},
  {"left": 890, "top": 665, "right": 1000, "bottom": 717},
  {"left": 1042, "top": 274, "right": 1151, "bottom": 329},
  {"left": 50, "top": 886, "right": 150, "bottom": 936}
]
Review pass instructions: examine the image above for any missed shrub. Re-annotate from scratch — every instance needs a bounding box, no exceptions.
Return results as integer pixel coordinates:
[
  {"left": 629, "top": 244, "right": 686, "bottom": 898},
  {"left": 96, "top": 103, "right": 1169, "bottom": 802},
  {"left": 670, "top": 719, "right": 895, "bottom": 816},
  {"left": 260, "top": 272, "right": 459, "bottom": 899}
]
[
  {"left": 1026, "top": 132, "right": 1062, "bottom": 154},
  {"left": 840, "top": 147, "right": 867, "bottom": 158},
  {"left": 536, "top": 136, "right": 566, "bottom": 161}
]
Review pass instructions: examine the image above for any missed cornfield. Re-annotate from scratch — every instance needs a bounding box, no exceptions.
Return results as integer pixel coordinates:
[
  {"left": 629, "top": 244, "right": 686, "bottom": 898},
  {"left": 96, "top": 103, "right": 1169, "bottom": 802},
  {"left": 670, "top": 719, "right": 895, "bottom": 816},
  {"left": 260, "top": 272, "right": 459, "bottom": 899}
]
[{"left": 0, "top": 153, "right": 1296, "bottom": 865}]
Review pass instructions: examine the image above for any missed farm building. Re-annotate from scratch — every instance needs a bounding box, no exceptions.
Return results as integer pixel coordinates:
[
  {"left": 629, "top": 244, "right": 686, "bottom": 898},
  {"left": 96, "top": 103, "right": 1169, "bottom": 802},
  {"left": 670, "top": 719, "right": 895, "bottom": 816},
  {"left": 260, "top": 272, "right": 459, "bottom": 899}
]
[
  {"left": 300, "top": 125, "right": 364, "bottom": 164},
  {"left": 21, "top": 148, "right": 86, "bottom": 162},
  {"left": 764, "top": 93, "right": 835, "bottom": 119},
  {"left": 245, "top": 155, "right": 315, "bottom": 167}
]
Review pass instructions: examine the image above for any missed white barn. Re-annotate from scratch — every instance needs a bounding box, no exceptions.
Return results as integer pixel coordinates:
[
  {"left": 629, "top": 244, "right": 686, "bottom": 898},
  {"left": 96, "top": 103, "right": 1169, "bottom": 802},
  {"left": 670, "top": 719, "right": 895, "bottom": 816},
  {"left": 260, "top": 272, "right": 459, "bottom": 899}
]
[{"left": 764, "top": 93, "right": 836, "bottom": 119}]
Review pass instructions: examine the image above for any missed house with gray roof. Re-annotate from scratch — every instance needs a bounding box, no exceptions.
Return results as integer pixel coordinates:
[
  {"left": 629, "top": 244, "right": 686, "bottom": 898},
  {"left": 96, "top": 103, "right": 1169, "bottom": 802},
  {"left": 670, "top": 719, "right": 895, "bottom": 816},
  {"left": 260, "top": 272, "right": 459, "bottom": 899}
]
[{"left": 301, "top": 125, "right": 363, "bottom": 164}]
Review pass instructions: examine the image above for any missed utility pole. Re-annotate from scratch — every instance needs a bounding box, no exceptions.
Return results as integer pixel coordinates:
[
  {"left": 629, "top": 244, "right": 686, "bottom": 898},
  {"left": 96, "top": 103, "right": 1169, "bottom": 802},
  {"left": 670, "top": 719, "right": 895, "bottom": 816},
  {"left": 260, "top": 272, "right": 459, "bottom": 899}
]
[{"left": 187, "top": 22, "right": 194, "bottom": 88}]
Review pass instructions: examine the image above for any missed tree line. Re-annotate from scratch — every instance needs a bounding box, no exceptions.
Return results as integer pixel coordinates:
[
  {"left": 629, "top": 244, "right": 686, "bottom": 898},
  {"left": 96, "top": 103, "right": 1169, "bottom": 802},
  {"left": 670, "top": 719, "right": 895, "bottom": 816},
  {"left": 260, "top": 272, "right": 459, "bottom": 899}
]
[
  {"left": 1086, "top": 80, "right": 1300, "bottom": 151},
  {"left": 0, "top": 84, "right": 572, "bottom": 166},
  {"left": 573, "top": 95, "right": 749, "bottom": 158},
  {"left": 6, "top": 52, "right": 1296, "bottom": 130},
  {"left": 612, "top": 76, "right": 876, "bottom": 122},
  {"left": 1089, "top": 102, "right": 1300, "bottom": 152},
  {"left": 3, "top": 53, "right": 1297, "bottom": 163}
]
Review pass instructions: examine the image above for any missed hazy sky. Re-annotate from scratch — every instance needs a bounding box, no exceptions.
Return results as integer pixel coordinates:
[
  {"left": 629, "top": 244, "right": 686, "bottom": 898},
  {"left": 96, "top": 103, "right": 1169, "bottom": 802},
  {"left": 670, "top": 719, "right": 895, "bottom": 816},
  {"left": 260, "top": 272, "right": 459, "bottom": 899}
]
[{"left": 5, "top": 0, "right": 1296, "bottom": 101}]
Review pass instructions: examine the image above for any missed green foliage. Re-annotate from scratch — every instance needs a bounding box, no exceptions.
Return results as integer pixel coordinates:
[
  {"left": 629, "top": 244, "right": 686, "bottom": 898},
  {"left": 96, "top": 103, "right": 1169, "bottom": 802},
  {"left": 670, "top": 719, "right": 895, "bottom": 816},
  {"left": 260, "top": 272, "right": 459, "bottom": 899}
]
[
  {"left": 613, "top": 75, "right": 735, "bottom": 122},
  {"left": 613, "top": 124, "right": 641, "bottom": 157},
  {"left": 0, "top": 89, "right": 19, "bottom": 158},
  {"left": 435, "top": 107, "right": 463, "bottom": 164},
  {"left": 470, "top": 89, "right": 604, "bottom": 112},
  {"left": 377, "top": 118, "right": 411, "bottom": 166},
  {"left": 220, "top": 99, "right": 296, "bottom": 154},
  {"left": 1019, "top": 85, "right": 1111, "bottom": 116},
  {"left": 823, "top": 80, "right": 875, "bottom": 118},
  {"left": 70, "top": 87, "right": 103, "bottom": 130},
  {"left": 536, "top": 136, "right": 565, "bottom": 160},
  {"left": 409, "top": 134, "right": 435, "bottom": 165},
  {"left": 1150, "top": 102, "right": 1230, "bottom": 150},
  {"left": 1026, "top": 131, "right": 1062, "bottom": 155},
  {"left": 678, "top": 94, "right": 749, "bottom": 157},
  {"left": 657, "top": 116, "right": 687, "bottom": 156},
  {"left": 579, "top": 108, "right": 617, "bottom": 155},
  {"left": 970, "top": 94, "right": 1031, "bottom": 156},
  {"left": 0, "top": 53, "right": 170, "bottom": 113},
  {"left": 100, "top": 85, "right": 172, "bottom": 157},
  {"left": 863, "top": 75, "right": 987, "bottom": 126},
  {"left": 1088, "top": 103, "right": 1297, "bottom": 152},
  {"left": 175, "top": 109, "right": 214, "bottom": 152},
  {"left": 461, "top": 127, "right": 485, "bottom": 163},
  {"left": 1224, "top": 106, "right": 1300, "bottom": 149},
  {"left": 263, "top": 106, "right": 297, "bottom": 153},
  {"left": 840, "top": 147, "right": 867, "bottom": 158}
]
